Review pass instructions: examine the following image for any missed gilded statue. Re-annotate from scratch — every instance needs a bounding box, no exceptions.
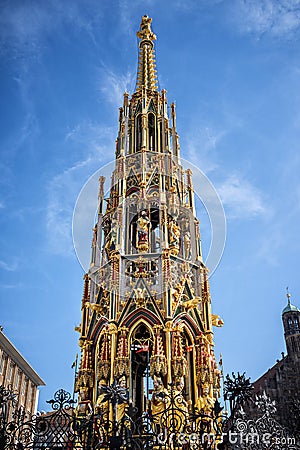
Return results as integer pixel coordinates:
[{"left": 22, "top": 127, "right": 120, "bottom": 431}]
[
  {"left": 95, "top": 379, "right": 109, "bottom": 420},
  {"left": 211, "top": 314, "right": 224, "bottom": 327},
  {"left": 104, "top": 220, "right": 117, "bottom": 257},
  {"left": 195, "top": 383, "right": 215, "bottom": 415},
  {"left": 173, "top": 378, "right": 189, "bottom": 431},
  {"left": 76, "top": 386, "right": 93, "bottom": 418},
  {"left": 183, "top": 231, "right": 191, "bottom": 259},
  {"left": 136, "top": 15, "right": 156, "bottom": 41},
  {"left": 151, "top": 376, "right": 169, "bottom": 422},
  {"left": 116, "top": 375, "right": 129, "bottom": 422},
  {"left": 168, "top": 219, "right": 180, "bottom": 256},
  {"left": 136, "top": 211, "right": 151, "bottom": 252}
]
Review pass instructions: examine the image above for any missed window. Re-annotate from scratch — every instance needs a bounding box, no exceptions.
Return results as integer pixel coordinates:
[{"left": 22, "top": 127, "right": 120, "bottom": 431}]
[
  {"left": 22, "top": 378, "right": 28, "bottom": 396},
  {"left": 291, "top": 336, "right": 297, "bottom": 353},
  {"left": 7, "top": 363, "right": 13, "bottom": 381},
  {"left": 148, "top": 113, "right": 155, "bottom": 151},
  {"left": 16, "top": 371, "right": 22, "bottom": 390},
  {"left": 159, "top": 122, "right": 163, "bottom": 152},
  {"left": 136, "top": 115, "right": 142, "bottom": 150},
  {"left": 28, "top": 384, "right": 35, "bottom": 404},
  {"left": 0, "top": 353, "right": 6, "bottom": 374}
]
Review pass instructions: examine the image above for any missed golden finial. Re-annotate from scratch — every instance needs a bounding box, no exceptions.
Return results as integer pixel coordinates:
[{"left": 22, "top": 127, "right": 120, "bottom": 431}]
[
  {"left": 135, "top": 15, "right": 158, "bottom": 92},
  {"left": 137, "top": 15, "right": 156, "bottom": 42}
]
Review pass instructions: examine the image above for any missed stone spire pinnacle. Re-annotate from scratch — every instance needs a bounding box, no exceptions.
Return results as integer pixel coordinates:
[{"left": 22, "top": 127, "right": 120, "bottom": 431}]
[{"left": 136, "top": 15, "right": 158, "bottom": 92}]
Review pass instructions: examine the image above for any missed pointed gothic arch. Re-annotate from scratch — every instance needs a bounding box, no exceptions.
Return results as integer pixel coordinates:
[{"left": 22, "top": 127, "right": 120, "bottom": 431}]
[
  {"left": 171, "top": 316, "right": 200, "bottom": 405},
  {"left": 135, "top": 114, "right": 142, "bottom": 150},
  {"left": 128, "top": 320, "right": 154, "bottom": 415},
  {"left": 94, "top": 325, "right": 111, "bottom": 404},
  {"left": 121, "top": 307, "right": 161, "bottom": 329},
  {"left": 173, "top": 312, "right": 202, "bottom": 338},
  {"left": 148, "top": 112, "right": 156, "bottom": 151}
]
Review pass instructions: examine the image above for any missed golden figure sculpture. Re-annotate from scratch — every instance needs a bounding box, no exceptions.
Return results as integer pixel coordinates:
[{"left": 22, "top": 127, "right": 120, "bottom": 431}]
[
  {"left": 183, "top": 231, "right": 191, "bottom": 259},
  {"left": 137, "top": 211, "right": 151, "bottom": 252},
  {"left": 173, "top": 378, "right": 189, "bottom": 432},
  {"left": 151, "top": 376, "right": 169, "bottom": 422},
  {"left": 211, "top": 314, "right": 224, "bottom": 327},
  {"left": 195, "top": 383, "right": 215, "bottom": 416},
  {"left": 95, "top": 379, "right": 109, "bottom": 421},
  {"left": 116, "top": 375, "right": 129, "bottom": 422},
  {"left": 104, "top": 220, "right": 117, "bottom": 258},
  {"left": 168, "top": 219, "right": 180, "bottom": 256},
  {"left": 76, "top": 387, "right": 93, "bottom": 419},
  {"left": 136, "top": 15, "right": 156, "bottom": 41}
]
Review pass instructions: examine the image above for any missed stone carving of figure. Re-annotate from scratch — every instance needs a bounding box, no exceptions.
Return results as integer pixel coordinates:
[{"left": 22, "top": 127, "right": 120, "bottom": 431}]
[
  {"left": 183, "top": 231, "right": 191, "bottom": 260},
  {"left": 136, "top": 211, "right": 151, "bottom": 252}
]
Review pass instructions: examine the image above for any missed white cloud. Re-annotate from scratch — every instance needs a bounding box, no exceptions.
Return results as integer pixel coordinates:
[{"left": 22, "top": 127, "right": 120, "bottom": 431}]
[
  {"left": 0, "top": 259, "right": 19, "bottom": 272},
  {"left": 256, "top": 223, "right": 284, "bottom": 265},
  {"left": 46, "top": 160, "right": 89, "bottom": 256},
  {"left": 98, "top": 65, "right": 136, "bottom": 107},
  {"left": 185, "top": 126, "right": 226, "bottom": 174},
  {"left": 65, "top": 120, "right": 114, "bottom": 152},
  {"left": 46, "top": 121, "right": 114, "bottom": 255},
  {"left": 118, "top": 0, "right": 135, "bottom": 36},
  {"left": 174, "top": 0, "right": 224, "bottom": 9},
  {"left": 0, "top": 283, "right": 23, "bottom": 289},
  {"left": 232, "top": 0, "right": 300, "bottom": 38},
  {"left": 0, "top": 1, "right": 104, "bottom": 58},
  {"left": 217, "top": 174, "right": 266, "bottom": 219},
  {"left": 256, "top": 198, "right": 300, "bottom": 265},
  {"left": 183, "top": 127, "right": 267, "bottom": 221}
]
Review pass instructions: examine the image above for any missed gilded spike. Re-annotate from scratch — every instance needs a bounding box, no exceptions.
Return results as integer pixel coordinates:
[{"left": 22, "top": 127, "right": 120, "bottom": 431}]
[
  {"left": 114, "top": 328, "right": 130, "bottom": 377},
  {"left": 136, "top": 15, "right": 158, "bottom": 92},
  {"left": 97, "top": 328, "right": 111, "bottom": 380},
  {"left": 150, "top": 325, "right": 167, "bottom": 377}
]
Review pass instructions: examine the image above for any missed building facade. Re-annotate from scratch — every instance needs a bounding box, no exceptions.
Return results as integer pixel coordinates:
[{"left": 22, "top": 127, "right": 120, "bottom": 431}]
[
  {"left": 75, "top": 15, "right": 222, "bottom": 423},
  {"left": 0, "top": 329, "right": 45, "bottom": 419},
  {"left": 253, "top": 292, "right": 300, "bottom": 430}
]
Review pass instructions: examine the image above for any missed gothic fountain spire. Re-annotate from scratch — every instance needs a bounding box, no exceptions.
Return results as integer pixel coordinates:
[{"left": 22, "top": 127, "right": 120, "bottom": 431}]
[{"left": 75, "top": 16, "right": 223, "bottom": 441}]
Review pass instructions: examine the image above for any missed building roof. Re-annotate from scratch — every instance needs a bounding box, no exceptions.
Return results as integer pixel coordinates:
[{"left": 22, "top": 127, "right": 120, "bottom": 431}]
[
  {"left": 253, "top": 356, "right": 286, "bottom": 392},
  {"left": 0, "top": 330, "right": 45, "bottom": 386},
  {"left": 282, "top": 294, "right": 300, "bottom": 315}
]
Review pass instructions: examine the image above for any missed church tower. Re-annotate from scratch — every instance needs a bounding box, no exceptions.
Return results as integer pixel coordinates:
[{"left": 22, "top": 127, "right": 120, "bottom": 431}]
[
  {"left": 282, "top": 290, "right": 300, "bottom": 361},
  {"left": 75, "top": 15, "right": 222, "bottom": 423},
  {"left": 253, "top": 291, "right": 300, "bottom": 430}
]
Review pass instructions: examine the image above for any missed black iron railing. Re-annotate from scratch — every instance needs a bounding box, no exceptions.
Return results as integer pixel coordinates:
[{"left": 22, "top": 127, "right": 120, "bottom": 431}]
[{"left": 0, "top": 384, "right": 299, "bottom": 450}]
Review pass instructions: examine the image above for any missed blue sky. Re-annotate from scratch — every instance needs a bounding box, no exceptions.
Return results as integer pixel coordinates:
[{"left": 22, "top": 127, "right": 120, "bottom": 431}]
[{"left": 1, "top": 0, "right": 300, "bottom": 410}]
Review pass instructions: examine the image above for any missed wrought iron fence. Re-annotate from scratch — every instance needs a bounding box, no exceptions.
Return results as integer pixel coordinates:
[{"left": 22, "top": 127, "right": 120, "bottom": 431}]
[{"left": 0, "top": 384, "right": 299, "bottom": 450}]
